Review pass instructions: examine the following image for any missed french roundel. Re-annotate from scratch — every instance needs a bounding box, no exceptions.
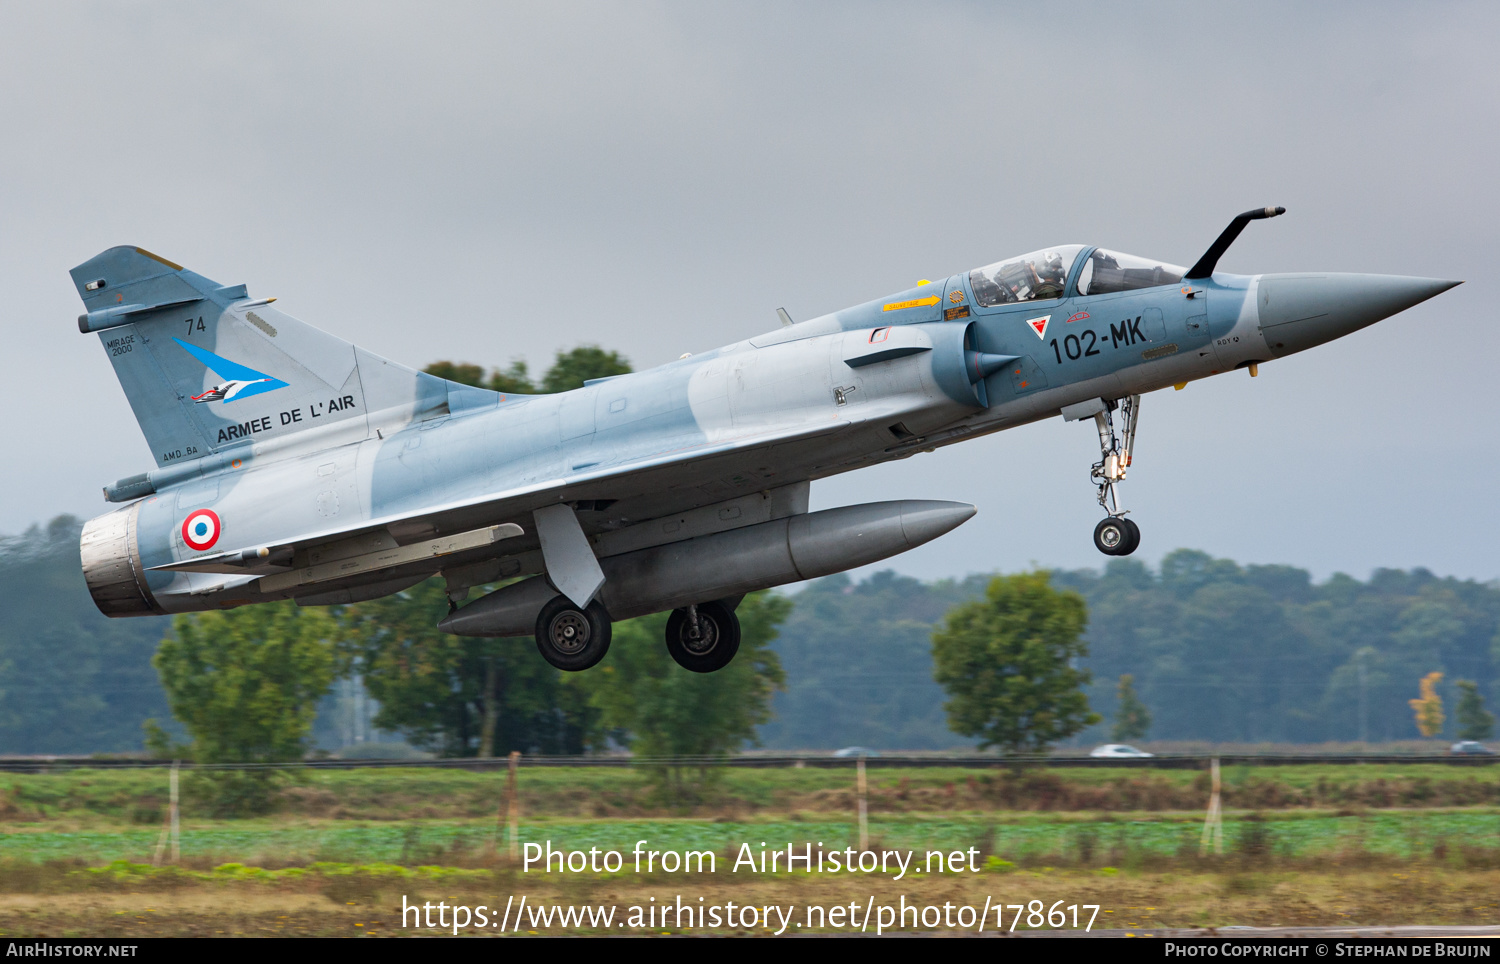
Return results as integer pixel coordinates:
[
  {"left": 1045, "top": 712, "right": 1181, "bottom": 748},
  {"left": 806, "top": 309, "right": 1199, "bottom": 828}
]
[{"left": 181, "top": 509, "right": 221, "bottom": 552}]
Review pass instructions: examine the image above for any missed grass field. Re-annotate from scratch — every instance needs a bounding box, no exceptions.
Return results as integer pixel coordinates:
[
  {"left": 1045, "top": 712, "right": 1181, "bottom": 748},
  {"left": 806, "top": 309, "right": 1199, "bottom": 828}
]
[
  {"left": 0, "top": 859, "right": 1496, "bottom": 936},
  {"left": 0, "top": 765, "right": 1496, "bottom": 935},
  {"left": 1, "top": 811, "right": 1498, "bottom": 866},
  {"left": 3, "top": 762, "right": 1497, "bottom": 822}
]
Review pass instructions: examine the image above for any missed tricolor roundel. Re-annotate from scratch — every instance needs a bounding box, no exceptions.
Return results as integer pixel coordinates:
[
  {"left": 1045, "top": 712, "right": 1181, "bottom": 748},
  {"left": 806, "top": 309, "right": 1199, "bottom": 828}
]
[{"left": 181, "top": 509, "right": 222, "bottom": 551}]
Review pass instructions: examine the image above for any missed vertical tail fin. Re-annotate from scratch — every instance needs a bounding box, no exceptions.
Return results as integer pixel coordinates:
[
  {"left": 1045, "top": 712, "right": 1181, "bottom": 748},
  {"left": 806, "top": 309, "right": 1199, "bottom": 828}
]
[{"left": 72, "top": 246, "right": 475, "bottom": 468}]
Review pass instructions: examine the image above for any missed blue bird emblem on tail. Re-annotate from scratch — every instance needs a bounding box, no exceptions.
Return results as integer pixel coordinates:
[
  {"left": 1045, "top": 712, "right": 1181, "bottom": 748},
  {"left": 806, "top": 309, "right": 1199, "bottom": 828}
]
[{"left": 173, "top": 337, "right": 289, "bottom": 403}]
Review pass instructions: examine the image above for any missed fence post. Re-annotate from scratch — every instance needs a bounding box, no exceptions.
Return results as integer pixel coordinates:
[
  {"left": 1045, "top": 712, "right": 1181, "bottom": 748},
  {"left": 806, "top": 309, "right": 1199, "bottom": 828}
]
[
  {"left": 856, "top": 753, "right": 868, "bottom": 852},
  {"left": 1199, "top": 757, "right": 1222, "bottom": 856},
  {"left": 506, "top": 751, "right": 521, "bottom": 862},
  {"left": 169, "top": 759, "right": 180, "bottom": 864},
  {"left": 151, "top": 765, "right": 170, "bottom": 867}
]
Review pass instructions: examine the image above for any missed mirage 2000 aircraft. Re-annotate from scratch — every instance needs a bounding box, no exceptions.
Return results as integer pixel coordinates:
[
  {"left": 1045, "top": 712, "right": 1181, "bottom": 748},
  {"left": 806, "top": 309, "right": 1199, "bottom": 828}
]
[{"left": 75, "top": 208, "right": 1458, "bottom": 672}]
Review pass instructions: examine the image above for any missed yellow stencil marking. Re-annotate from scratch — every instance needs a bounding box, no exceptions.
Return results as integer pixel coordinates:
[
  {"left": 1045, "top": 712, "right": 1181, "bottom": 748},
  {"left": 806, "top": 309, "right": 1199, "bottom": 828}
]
[{"left": 882, "top": 295, "right": 941, "bottom": 312}]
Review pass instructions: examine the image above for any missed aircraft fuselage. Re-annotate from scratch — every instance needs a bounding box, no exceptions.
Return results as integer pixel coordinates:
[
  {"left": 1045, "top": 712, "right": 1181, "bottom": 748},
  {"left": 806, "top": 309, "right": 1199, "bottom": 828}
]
[{"left": 73, "top": 229, "right": 1456, "bottom": 661}]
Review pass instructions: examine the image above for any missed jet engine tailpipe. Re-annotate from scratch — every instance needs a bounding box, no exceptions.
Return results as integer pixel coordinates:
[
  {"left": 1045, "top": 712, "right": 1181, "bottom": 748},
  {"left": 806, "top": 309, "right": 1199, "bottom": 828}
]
[
  {"left": 80, "top": 502, "right": 163, "bottom": 617},
  {"left": 439, "top": 499, "right": 976, "bottom": 637}
]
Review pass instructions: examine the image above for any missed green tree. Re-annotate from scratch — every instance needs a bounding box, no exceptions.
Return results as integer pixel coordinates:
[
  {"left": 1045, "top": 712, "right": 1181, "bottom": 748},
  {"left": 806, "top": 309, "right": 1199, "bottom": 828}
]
[
  {"left": 758, "top": 571, "right": 992, "bottom": 750},
  {"left": 336, "top": 579, "right": 599, "bottom": 757},
  {"left": 1454, "top": 680, "right": 1496, "bottom": 741},
  {"left": 154, "top": 603, "right": 336, "bottom": 762},
  {"left": 422, "top": 361, "right": 488, "bottom": 389},
  {"left": 423, "top": 346, "right": 630, "bottom": 396},
  {"left": 485, "top": 360, "right": 536, "bottom": 394},
  {"left": 344, "top": 347, "right": 637, "bottom": 756},
  {"left": 424, "top": 358, "right": 536, "bottom": 394},
  {"left": 1111, "top": 673, "right": 1151, "bottom": 743},
  {"left": 151, "top": 603, "right": 338, "bottom": 812},
  {"left": 0, "top": 516, "right": 171, "bottom": 753},
  {"left": 576, "top": 593, "right": 789, "bottom": 798},
  {"left": 540, "top": 345, "right": 631, "bottom": 393},
  {"left": 931, "top": 571, "right": 1099, "bottom": 755}
]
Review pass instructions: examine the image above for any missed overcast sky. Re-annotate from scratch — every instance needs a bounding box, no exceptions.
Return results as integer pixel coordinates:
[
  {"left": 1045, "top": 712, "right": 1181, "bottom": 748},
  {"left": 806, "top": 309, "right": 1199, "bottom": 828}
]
[{"left": 1, "top": 2, "right": 1494, "bottom": 585}]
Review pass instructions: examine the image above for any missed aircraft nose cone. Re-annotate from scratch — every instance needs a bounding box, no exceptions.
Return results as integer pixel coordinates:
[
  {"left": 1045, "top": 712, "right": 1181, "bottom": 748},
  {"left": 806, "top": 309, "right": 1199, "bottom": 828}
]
[{"left": 1258, "top": 274, "right": 1460, "bottom": 357}]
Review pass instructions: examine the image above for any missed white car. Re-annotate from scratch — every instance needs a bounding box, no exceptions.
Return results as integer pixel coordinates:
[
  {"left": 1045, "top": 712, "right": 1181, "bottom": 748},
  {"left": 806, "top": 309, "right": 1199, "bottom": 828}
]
[{"left": 1089, "top": 744, "right": 1154, "bottom": 758}]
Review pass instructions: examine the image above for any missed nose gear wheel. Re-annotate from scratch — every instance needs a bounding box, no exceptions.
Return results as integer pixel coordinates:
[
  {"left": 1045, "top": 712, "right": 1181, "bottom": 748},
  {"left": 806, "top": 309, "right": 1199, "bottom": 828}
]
[{"left": 1094, "top": 516, "right": 1140, "bottom": 556}]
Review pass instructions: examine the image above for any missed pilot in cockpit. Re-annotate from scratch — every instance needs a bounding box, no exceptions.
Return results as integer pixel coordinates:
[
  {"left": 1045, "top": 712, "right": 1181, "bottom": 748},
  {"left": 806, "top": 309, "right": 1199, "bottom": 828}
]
[
  {"left": 1030, "top": 250, "right": 1068, "bottom": 300},
  {"left": 969, "top": 247, "right": 1078, "bottom": 306},
  {"left": 970, "top": 269, "right": 1003, "bottom": 305}
]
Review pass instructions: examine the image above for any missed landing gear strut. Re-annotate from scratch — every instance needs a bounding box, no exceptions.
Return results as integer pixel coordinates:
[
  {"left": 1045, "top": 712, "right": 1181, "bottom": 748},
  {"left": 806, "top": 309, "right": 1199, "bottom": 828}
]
[
  {"left": 1090, "top": 395, "right": 1141, "bottom": 556},
  {"left": 664, "top": 600, "right": 741, "bottom": 673}
]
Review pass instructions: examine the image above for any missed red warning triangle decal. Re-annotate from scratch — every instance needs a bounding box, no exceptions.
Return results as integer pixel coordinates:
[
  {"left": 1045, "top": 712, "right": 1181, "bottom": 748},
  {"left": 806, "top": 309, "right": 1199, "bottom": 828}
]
[{"left": 1026, "top": 314, "right": 1051, "bottom": 339}]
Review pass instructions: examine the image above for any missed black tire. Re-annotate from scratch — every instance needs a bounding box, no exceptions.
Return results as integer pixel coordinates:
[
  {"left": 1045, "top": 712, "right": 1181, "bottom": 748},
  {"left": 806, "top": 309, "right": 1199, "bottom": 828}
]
[
  {"left": 534, "top": 595, "right": 612, "bottom": 671},
  {"left": 1118, "top": 517, "right": 1141, "bottom": 556},
  {"left": 664, "top": 601, "right": 741, "bottom": 673},
  {"left": 1093, "top": 517, "right": 1128, "bottom": 556}
]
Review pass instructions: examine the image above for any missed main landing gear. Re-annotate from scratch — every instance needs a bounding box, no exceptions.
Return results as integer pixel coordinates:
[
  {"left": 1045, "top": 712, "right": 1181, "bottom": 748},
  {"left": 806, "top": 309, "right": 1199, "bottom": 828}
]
[
  {"left": 535, "top": 595, "right": 613, "bottom": 671},
  {"left": 664, "top": 600, "right": 741, "bottom": 673},
  {"left": 533, "top": 595, "right": 744, "bottom": 673},
  {"left": 1090, "top": 394, "right": 1142, "bottom": 557}
]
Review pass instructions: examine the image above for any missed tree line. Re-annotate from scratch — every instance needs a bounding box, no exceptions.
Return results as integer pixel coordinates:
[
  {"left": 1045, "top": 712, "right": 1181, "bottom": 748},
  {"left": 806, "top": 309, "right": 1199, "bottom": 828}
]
[
  {"left": 0, "top": 344, "right": 1494, "bottom": 765},
  {"left": 1051, "top": 553, "right": 1500, "bottom": 745},
  {"left": 4, "top": 512, "right": 1495, "bottom": 763}
]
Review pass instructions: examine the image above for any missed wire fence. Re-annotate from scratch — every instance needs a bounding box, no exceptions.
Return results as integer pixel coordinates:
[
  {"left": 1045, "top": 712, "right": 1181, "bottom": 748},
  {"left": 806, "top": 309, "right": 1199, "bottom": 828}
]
[{"left": 0, "top": 752, "right": 1494, "bottom": 773}]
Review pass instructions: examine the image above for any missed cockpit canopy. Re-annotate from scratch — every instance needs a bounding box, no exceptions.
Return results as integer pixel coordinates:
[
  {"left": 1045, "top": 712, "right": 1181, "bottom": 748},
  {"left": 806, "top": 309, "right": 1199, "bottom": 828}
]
[
  {"left": 968, "top": 245, "right": 1187, "bottom": 306},
  {"left": 969, "top": 245, "right": 1083, "bottom": 306},
  {"left": 1077, "top": 248, "right": 1186, "bottom": 296}
]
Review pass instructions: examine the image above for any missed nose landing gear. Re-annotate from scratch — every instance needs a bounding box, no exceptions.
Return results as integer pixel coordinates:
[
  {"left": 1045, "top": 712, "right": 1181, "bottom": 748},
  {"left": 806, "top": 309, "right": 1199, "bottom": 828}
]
[
  {"left": 1090, "top": 394, "right": 1141, "bottom": 556},
  {"left": 1093, "top": 515, "right": 1139, "bottom": 556}
]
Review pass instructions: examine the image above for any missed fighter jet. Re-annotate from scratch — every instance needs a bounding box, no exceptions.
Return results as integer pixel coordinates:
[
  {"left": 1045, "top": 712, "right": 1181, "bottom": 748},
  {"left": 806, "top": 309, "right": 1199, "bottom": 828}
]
[{"left": 74, "top": 209, "right": 1458, "bottom": 672}]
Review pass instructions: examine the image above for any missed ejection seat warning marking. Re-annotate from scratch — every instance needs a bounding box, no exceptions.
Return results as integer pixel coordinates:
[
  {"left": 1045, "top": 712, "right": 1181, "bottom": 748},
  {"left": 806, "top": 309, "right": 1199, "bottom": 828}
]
[
  {"left": 882, "top": 296, "right": 941, "bottom": 312},
  {"left": 1026, "top": 315, "right": 1051, "bottom": 339}
]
